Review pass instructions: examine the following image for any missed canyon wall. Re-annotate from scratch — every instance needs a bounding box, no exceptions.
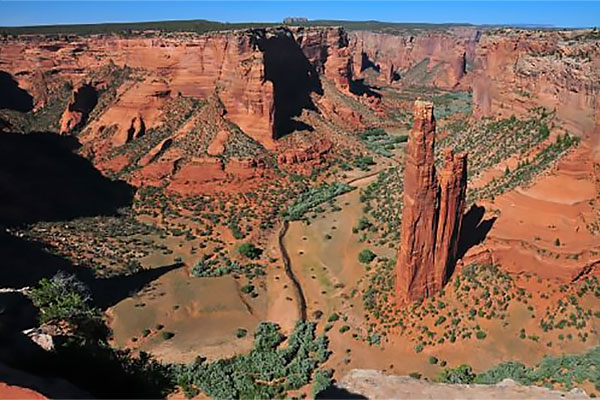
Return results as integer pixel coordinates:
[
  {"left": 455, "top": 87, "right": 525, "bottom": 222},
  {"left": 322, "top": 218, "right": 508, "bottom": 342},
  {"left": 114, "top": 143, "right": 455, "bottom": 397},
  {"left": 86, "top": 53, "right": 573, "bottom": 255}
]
[
  {"left": 350, "top": 28, "right": 479, "bottom": 88},
  {"left": 0, "top": 26, "right": 352, "bottom": 149},
  {"left": 396, "top": 100, "right": 467, "bottom": 304},
  {"left": 472, "top": 29, "right": 600, "bottom": 137}
]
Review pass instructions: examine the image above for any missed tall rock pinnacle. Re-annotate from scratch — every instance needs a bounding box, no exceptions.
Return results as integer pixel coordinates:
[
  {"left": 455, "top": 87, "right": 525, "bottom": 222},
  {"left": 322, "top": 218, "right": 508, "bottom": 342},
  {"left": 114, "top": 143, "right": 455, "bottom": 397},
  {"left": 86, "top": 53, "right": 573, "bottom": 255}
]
[{"left": 396, "top": 100, "right": 468, "bottom": 304}]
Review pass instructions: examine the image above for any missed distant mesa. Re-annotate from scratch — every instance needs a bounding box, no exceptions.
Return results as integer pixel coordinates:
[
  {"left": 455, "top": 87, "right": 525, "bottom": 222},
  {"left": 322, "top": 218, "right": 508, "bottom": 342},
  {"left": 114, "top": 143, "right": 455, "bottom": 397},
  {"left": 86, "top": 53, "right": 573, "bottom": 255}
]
[
  {"left": 283, "top": 17, "right": 309, "bottom": 24},
  {"left": 396, "top": 100, "right": 468, "bottom": 304}
]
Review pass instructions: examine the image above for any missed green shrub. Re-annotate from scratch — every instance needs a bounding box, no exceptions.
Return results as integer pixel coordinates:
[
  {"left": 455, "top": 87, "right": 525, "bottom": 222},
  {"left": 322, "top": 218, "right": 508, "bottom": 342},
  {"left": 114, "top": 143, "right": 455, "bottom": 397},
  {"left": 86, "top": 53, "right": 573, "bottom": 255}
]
[
  {"left": 172, "top": 320, "right": 331, "bottom": 398},
  {"left": 354, "top": 156, "right": 376, "bottom": 171},
  {"left": 241, "top": 284, "right": 254, "bottom": 294},
  {"left": 161, "top": 331, "right": 175, "bottom": 340},
  {"left": 476, "top": 330, "right": 487, "bottom": 340},
  {"left": 29, "top": 272, "right": 99, "bottom": 326},
  {"left": 355, "top": 216, "right": 372, "bottom": 232},
  {"left": 238, "top": 243, "right": 262, "bottom": 259},
  {"left": 284, "top": 182, "right": 354, "bottom": 221},
  {"left": 328, "top": 313, "right": 340, "bottom": 322},
  {"left": 428, "top": 356, "right": 438, "bottom": 365},
  {"left": 475, "top": 361, "right": 532, "bottom": 385},
  {"left": 358, "top": 249, "right": 376, "bottom": 264},
  {"left": 438, "top": 364, "right": 476, "bottom": 384},
  {"left": 312, "top": 369, "right": 333, "bottom": 397},
  {"left": 235, "top": 328, "right": 247, "bottom": 338}
]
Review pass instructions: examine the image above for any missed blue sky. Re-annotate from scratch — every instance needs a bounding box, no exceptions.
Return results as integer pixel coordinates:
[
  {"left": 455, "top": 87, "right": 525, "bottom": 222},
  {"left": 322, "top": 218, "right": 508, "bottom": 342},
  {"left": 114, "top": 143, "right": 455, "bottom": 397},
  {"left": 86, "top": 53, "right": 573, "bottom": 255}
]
[{"left": 1, "top": 1, "right": 599, "bottom": 28}]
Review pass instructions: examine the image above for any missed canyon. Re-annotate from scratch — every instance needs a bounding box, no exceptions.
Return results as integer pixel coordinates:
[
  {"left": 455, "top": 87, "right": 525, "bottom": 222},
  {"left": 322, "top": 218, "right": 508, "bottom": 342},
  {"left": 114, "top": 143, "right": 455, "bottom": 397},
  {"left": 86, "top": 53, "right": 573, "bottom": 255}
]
[{"left": 0, "top": 20, "right": 600, "bottom": 399}]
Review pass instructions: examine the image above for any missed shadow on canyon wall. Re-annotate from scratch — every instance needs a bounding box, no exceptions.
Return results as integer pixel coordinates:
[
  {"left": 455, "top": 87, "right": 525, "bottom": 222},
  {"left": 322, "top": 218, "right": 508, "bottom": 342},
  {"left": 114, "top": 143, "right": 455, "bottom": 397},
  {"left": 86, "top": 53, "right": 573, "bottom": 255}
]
[
  {"left": 350, "top": 78, "right": 382, "bottom": 98},
  {"left": 67, "top": 83, "right": 99, "bottom": 129},
  {"left": 0, "top": 131, "right": 181, "bottom": 308},
  {"left": 457, "top": 204, "right": 497, "bottom": 260},
  {"left": 0, "top": 71, "right": 34, "bottom": 112},
  {"left": 0, "top": 131, "right": 179, "bottom": 397},
  {"left": 360, "top": 51, "right": 381, "bottom": 73},
  {"left": 0, "top": 132, "right": 132, "bottom": 224},
  {"left": 255, "top": 29, "right": 322, "bottom": 138}
]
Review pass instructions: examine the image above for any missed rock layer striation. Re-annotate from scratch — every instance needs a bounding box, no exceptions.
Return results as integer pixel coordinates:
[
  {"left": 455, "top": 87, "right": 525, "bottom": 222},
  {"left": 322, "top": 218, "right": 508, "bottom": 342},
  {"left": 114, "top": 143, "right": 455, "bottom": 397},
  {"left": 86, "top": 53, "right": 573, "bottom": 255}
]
[{"left": 396, "top": 100, "right": 467, "bottom": 304}]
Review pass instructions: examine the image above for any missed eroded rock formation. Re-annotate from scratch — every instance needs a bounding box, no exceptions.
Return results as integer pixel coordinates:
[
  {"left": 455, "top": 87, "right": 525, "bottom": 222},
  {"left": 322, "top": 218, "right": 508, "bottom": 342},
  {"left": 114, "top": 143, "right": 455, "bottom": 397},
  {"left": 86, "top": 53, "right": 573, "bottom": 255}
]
[
  {"left": 396, "top": 100, "right": 467, "bottom": 304},
  {"left": 277, "top": 138, "right": 332, "bottom": 175},
  {"left": 59, "top": 84, "right": 98, "bottom": 134}
]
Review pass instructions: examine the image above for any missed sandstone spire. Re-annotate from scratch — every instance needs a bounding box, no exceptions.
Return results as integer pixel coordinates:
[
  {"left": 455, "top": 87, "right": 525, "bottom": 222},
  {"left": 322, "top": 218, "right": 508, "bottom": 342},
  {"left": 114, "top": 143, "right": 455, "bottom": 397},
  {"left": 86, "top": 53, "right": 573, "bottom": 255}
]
[{"left": 396, "top": 100, "right": 468, "bottom": 304}]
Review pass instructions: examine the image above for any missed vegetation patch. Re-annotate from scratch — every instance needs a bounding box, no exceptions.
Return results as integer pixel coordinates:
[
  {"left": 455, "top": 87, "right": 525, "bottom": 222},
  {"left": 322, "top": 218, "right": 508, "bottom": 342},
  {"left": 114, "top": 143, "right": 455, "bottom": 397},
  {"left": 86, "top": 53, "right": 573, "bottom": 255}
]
[
  {"left": 439, "top": 346, "right": 600, "bottom": 392},
  {"left": 171, "top": 320, "right": 330, "bottom": 398},
  {"left": 358, "top": 127, "right": 407, "bottom": 157},
  {"left": 284, "top": 181, "right": 355, "bottom": 221}
]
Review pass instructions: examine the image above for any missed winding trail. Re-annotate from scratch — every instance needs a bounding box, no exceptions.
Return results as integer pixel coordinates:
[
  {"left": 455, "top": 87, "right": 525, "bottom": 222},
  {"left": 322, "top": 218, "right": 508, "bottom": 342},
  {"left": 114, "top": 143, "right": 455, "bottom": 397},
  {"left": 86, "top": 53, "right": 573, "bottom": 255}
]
[
  {"left": 276, "top": 164, "right": 397, "bottom": 321},
  {"left": 278, "top": 219, "right": 307, "bottom": 320}
]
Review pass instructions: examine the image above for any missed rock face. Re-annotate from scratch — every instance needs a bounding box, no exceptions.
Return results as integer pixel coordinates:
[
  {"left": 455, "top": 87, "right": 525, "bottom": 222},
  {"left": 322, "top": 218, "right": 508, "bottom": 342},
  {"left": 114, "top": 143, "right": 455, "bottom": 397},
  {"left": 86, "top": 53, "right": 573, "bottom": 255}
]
[
  {"left": 277, "top": 138, "right": 332, "bottom": 175},
  {"left": 59, "top": 84, "right": 98, "bottom": 134},
  {"left": 1, "top": 26, "right": 353, "bottom": 150},
  {"left": 396, "top": 100, "right": 467, "bottom": 304},
  {"left": 336, "top": 369, "right": 590, "bottom": 399},
  {"left": 472, "top": 29, "right": 600, "bottom": 136},
  {"left": 350, "top": 28, "right": 479, "bottom": 88}
]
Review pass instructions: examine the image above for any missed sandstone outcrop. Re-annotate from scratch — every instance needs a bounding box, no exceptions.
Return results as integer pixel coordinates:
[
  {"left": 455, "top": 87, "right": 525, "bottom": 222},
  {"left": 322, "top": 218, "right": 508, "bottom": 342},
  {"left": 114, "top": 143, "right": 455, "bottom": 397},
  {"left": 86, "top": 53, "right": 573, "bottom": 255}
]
[
  {"left": 396, "top": 100, "right": 467, "bottom": 304},
  {"left": 59, "top": 84, "right": 98, "bottom": 134},
  {"left": 336, "top": 369, "right": 589, "bottom": 399},
  {"left": 277, "top": 138, "right": 332, "bottom": 175}
]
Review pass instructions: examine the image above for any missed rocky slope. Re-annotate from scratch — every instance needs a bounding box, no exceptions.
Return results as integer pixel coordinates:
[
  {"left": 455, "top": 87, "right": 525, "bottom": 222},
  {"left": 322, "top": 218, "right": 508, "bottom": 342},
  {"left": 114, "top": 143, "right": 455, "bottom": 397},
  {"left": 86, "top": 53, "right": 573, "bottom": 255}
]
[
  {"left": 335, "top": 369, "right": 589, "bottom": 399},
  {"left": 396, "top": 100, "right": 467, "bottom": 303}
]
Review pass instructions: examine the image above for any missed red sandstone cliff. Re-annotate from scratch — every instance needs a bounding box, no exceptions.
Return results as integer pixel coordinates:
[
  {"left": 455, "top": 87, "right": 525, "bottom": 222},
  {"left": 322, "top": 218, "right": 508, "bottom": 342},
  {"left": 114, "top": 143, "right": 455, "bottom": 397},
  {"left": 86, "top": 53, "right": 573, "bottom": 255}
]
[
  {"left": 472, "top": 28, "right": 600, "bottom": 137},
  {"left": 1, "top": 27, "right": 353, "bottom": 150},
  {"left": 396, "top": 100, "right": 468, "bottom": 304},
  {"left": 350, "top": 28, "right": 479, "bottom": 88}
]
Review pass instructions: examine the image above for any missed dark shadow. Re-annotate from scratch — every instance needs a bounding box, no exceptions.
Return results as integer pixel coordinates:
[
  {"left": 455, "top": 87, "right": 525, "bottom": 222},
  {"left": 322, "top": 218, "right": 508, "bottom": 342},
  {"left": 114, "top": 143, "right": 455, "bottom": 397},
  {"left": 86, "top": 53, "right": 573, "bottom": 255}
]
[
  {"left": 0, "top": 132, "right": 133, "bottom": 225},
  {"left": 0, "top": 131, "right": 180, "bottom": 398},
  {"left": 0, "top": 226, "right": 180, "bottom": 310},
  {"left": 457, "top": 204, "right": 497, "bottom": 260},
  {"left": 253, "top": 28, "right": 322, "bottom": 139},
  {"left": 67, "top": 84, "right": 98, "bottom": 129},
  {"left": 316, "top": 385, "right": 367, "bottom": 399},
  {"left": 0, "top": 70, "right": 34, "bottom": 112},
  {"left": 0, "top": 293, "right": 38, "bottom": 334},
  {"left": 360, "top": 51, "right": 380, "bottom": 73},
  {"left": 349, "top": 78, "right": 382, "bottom": 99},
  {"left": 126, "top": 116, "right": 145, "bottom": 141},
  {"left": 90, "top": 263, "right": 182, "bottom": 309},
  {"left": 0, "top": 361, "right": 92, "bottom": 399},
  {"left": 0, "top": 116, "right": 12, "bottom": 131},
  {"left": 391, "top": 71, "right": 402, "bottom": 82},
  {"left": 286, "top": 119, "right": 314, "bottom": 134}
]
